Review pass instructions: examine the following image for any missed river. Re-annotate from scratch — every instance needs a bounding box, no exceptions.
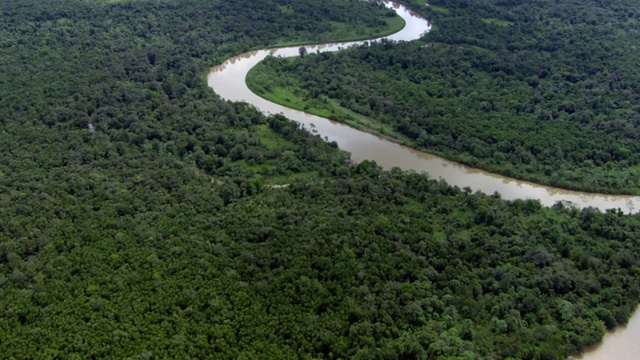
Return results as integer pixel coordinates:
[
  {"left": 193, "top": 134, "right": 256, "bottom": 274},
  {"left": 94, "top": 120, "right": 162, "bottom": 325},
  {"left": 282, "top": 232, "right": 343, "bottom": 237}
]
[
  {"left": 570, "top": 307, "right": 640, "bottom": 360},
  {"left": 207, "top": 3, "right": 640, "bottom": 214},
  {"left": 206, "top": 1, "right": 640, "bottom": 358}
]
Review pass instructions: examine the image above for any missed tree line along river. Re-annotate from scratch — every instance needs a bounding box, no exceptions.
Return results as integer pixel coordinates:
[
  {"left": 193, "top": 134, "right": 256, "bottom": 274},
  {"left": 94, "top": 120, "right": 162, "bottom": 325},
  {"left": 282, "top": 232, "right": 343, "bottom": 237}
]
[{"left": 207, "top": 2, "right": 640, "bottom": 358}]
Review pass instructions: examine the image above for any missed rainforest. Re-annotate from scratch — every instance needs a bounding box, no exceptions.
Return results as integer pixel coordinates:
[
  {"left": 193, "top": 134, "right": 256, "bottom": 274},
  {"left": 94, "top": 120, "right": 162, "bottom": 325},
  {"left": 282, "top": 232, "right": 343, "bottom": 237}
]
[
  {"left": 248, "top": 0, "right": 640, "bottom": 195},
  {"left": 1, "top": 0, "right": 640, "bottom": 359}
]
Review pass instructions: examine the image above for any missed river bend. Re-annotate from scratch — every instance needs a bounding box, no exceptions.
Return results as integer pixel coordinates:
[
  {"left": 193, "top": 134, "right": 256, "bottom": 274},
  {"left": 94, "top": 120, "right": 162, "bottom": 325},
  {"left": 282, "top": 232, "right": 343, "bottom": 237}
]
[
  {"left": 207, "top": 1, "right": 640, "bottom": 359},
  {"left": 207, "top": 2, "right": 640, "bottom": 214}
]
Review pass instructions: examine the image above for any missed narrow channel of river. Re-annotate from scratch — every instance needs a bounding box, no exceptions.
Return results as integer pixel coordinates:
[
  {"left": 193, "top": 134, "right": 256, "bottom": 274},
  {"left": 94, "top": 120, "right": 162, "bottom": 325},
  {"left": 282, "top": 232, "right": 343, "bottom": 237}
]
[{"left": 207, "top": 2, "right": 640, "bottom": 358}]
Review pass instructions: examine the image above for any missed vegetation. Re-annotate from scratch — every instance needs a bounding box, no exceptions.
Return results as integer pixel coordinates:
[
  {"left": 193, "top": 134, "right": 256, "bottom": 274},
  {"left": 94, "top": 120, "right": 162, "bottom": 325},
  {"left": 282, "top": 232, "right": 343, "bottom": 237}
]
[
  {"left": 248, "top": 0, "right": 640, "bottom": 195},
  {"left": 1, "top": 0, "right": 640, "bottom": 359}
]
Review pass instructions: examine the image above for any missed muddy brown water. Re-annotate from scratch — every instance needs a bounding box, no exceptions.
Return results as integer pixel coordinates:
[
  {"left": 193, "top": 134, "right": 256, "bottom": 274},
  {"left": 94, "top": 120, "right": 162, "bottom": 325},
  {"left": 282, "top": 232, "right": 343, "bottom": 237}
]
[{"left": 207, "top": 2, "right": 640, "bottom": 358}]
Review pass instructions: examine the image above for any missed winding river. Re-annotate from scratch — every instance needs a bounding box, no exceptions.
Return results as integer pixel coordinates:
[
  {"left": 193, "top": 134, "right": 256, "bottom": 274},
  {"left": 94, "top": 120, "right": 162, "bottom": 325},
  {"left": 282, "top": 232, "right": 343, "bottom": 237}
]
[
  {"left": 208, "top": 3, "right": 640, "bottom": 214},
  {"left": 207, "top": 2, "right": 639, "bottom": 358}
]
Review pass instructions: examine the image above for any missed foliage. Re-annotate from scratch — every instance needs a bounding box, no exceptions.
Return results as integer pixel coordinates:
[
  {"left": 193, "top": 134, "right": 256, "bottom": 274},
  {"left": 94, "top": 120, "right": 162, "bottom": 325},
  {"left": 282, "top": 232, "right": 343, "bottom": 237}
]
[
  {"left": 249, "top": 0, "right": 640, "bottom": 194},
  {"left": 1, "top": 0, "right": 640, "bottom": 359}
]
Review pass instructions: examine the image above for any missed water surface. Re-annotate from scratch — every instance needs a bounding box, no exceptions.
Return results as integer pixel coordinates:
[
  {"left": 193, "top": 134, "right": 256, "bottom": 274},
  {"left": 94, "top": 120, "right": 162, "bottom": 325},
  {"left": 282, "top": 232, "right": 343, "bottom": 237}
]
[
  {"left": 207, "top": 5, "right": 640, "bottom": 357},
  {"left": 207, "top": 2, "right": 639, "bottom": 213},
  {"left": 572, "top": 308, "right": 640, "bottom": 360}
]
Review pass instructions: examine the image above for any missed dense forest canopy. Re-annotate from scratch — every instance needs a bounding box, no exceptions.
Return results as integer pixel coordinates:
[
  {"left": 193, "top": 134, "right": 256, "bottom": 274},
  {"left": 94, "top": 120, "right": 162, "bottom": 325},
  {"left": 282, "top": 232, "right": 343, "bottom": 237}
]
[
  {"left": 248, "top": 0, "right": 640, "bottom": 195},
  {"left": 1, "top": 0, "right": 640, "bottom": 359}
]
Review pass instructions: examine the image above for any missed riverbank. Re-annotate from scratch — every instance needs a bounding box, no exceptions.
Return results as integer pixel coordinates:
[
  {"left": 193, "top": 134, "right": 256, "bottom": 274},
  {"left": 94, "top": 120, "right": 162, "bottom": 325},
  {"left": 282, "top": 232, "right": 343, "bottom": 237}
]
[
  {"left": 244, "top": 0, "right": 640, "bottom": 196},
  {"left": 208, "top": 3, "right": 640, "bottom": 357},
  {"left": 245, "top": 48, "right": 640, "bottom": 360},
  {"left": 246, "top": 64, "right": 640, "bottom": 196},
  {"left": 272, "top": 13, "right": 405, "bottom": 47},
  {"left": 209, "top": 3, "right": 640, "bottom": 212},
  {"left": 246, "top": 66, "right": 413, "bottom": 147},
  {"left": 571, "top": 307, "right": 640, "bottom": 360}
]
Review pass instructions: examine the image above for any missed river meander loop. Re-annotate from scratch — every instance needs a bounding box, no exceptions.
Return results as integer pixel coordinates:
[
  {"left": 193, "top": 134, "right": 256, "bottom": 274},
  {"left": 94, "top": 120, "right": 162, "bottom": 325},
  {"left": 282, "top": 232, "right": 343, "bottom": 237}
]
[{"left": 207, "top": 1, "right": 640, "bottom": 213}]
